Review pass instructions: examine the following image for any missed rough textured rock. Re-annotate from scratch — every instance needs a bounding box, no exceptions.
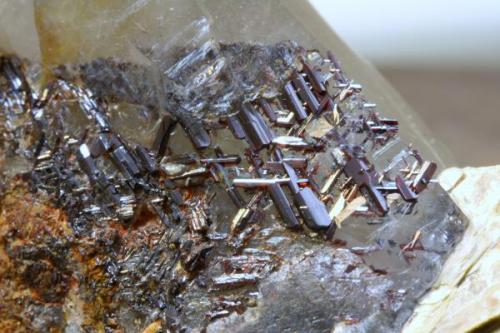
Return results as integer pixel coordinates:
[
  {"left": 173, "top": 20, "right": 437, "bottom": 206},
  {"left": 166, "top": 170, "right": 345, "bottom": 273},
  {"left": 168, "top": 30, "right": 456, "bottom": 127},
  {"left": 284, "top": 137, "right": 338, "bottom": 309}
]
[{"left": 404, "top": 165, "right": 500, "bottom": 333}]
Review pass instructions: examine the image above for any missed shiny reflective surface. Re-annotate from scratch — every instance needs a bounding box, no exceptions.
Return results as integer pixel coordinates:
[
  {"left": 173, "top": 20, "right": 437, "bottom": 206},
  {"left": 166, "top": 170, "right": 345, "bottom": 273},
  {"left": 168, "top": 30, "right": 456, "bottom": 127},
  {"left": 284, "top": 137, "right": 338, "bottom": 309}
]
[{"left": 0, "top": 2, "right": 466, "bottom": 332}]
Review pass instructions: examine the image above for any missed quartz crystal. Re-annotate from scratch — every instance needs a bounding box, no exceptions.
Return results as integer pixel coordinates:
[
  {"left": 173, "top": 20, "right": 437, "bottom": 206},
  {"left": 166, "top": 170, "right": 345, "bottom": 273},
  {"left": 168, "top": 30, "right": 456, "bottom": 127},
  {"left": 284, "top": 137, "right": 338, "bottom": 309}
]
[{"left": 0, "top": 1, "right": 467, "bottom": 333}]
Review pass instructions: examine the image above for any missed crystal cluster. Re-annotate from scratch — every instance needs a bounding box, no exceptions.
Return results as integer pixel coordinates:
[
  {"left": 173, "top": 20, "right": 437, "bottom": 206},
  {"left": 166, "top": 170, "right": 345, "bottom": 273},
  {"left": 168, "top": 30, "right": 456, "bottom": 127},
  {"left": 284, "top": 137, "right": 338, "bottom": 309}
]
[{"left": 0, "top": 25, "right": 466, "bottom": 333}]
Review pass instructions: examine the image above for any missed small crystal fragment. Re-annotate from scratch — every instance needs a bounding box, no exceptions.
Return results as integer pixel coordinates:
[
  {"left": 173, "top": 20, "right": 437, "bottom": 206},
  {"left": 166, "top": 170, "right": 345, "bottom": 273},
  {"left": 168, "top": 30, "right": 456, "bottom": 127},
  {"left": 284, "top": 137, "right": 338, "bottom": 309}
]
[
  {"left": 292, "top": 72, "right": 320, "bottom": 113},
  {"left": 212, "top": 273, "right": 259, "bottom": 290},
  {"left": 152, "top": 113, "right": 177, "bottom": 156},
  {"left": 272, "top": 135, "right": 310, "bottom": 149},
  {"left": 237, "top": 103, "right": 273, "bottom": 149},
  {"left": 284, "top": 81, "right": 308, "bottom": 121}
]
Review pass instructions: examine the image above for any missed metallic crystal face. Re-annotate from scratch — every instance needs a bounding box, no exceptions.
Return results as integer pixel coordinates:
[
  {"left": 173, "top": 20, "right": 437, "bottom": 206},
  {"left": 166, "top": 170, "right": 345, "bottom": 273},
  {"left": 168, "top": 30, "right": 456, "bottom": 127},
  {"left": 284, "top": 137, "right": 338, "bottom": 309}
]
[{"left": 0, "top": 39, "right": 466, "bottom": 333}]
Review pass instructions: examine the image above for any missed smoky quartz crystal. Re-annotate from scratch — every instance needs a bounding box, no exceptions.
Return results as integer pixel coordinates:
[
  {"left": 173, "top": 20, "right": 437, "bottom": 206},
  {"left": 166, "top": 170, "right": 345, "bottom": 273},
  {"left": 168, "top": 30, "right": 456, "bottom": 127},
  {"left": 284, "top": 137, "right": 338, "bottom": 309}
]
[{"left": 0, "top": 2, "right": 467, "bottom": 333}]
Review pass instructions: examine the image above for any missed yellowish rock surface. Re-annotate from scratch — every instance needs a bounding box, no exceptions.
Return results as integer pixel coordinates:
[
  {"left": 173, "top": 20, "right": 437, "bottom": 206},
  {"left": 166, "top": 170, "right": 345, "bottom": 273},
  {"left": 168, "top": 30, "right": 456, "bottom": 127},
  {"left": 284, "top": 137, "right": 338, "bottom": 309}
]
[{"left": 404, "top": 165, "right": 500, "bottom": 333}]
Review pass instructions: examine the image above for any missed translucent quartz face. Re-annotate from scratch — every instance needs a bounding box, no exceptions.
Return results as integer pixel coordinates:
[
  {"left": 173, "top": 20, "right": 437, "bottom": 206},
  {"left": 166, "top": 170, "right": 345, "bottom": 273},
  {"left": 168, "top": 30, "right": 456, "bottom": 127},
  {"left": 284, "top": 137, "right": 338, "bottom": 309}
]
[
  {"left": 0, "top": 1, "right": 465, "bottom": 333},
  {"left": 0, "top": 0, "right": 451, "bottom": 166}
]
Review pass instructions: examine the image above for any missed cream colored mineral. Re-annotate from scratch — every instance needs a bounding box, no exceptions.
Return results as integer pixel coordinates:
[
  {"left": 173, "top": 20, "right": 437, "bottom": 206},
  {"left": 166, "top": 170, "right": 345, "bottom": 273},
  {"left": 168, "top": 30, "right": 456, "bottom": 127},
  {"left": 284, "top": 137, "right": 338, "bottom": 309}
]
[{"left": 404, "top": 165, "right": 500, "bottom": 333}]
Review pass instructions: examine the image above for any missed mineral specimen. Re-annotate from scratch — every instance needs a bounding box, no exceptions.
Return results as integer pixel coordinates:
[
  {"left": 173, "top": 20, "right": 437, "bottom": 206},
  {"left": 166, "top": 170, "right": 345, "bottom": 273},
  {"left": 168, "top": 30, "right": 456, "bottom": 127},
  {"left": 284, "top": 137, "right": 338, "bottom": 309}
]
[{"left": 0, "top": 18, "right": 467, "bottom": 333}]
